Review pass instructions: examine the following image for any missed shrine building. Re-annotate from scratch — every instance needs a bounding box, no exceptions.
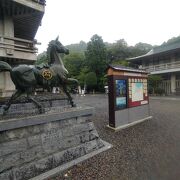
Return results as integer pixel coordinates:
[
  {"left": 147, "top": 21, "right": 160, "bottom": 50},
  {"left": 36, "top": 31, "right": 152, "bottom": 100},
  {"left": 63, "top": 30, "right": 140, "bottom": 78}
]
[{"left": 128, "top": 41, "right": 180, "bottom": 94}]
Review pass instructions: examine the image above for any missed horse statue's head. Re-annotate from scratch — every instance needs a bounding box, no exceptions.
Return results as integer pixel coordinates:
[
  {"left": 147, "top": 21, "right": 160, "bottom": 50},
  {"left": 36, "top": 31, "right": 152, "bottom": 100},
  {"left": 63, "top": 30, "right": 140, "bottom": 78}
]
[
  {"left": 54, "top": 36, "right": 69, "bottom": 54},
  {"left": 48, "top": 36, "right": 69, "bottom": 55},
  {"left": 47, "top": 36, "right": 69, "bottom": 65}
]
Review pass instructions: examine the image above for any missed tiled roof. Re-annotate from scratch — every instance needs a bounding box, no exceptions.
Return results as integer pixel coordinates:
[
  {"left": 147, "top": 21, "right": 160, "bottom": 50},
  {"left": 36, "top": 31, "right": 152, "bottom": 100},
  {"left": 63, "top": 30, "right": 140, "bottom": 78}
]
[
  {"left": 128, "top": 41, "right": 180, "bottom": 61},
  {"left": 108, "top": 64, "right": 147, "bottom": 73}
]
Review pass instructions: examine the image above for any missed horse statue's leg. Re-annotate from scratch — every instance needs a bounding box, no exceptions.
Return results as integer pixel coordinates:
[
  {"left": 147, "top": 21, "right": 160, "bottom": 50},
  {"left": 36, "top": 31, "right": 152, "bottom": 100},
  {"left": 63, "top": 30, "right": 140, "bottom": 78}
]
[
  {"left": 27, "top": 93, "right": 45, "bottom": 114},
  {"left": 3, "top": 90, "right": 22, "bottom": 115},
  {"left": 62, "top": 84, "right": 76, "bottom": 107}
]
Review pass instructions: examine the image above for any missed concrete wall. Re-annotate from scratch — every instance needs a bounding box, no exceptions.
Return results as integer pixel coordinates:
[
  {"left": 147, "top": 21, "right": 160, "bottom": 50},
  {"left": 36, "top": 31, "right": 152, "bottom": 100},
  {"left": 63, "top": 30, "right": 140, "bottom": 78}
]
[
  {"left": 0, "top": 15, "right": 15, "bottom": 96},
  {"left": 0, "top": 107, "right": 108, "bottom": 180},
  {"left": 0, "top": 72, "right": 15, "bottom": 97}
]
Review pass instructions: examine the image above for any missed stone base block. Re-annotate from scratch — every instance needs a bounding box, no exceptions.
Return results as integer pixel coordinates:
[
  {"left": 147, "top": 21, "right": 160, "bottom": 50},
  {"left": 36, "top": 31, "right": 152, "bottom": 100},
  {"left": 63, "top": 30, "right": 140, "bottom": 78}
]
[
  {"left": 0, "top": 106, "right": 111, "bottom": 180},
  {"left": 0, "top": 97, "right": 70, "bottom": 118}
]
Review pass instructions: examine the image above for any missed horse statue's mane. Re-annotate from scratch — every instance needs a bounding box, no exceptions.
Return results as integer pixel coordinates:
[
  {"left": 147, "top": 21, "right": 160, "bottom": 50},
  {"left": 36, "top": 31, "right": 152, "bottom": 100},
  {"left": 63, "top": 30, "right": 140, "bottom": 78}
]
[{"left": 46, "top": 40, "right": 56, "bottom": 65}]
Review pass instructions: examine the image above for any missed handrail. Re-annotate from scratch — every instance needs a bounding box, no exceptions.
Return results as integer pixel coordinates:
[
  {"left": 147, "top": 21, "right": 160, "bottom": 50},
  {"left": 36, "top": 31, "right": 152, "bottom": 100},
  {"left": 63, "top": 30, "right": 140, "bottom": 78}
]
[
  {"left": 0, "top": 41, "right": 37, "bottom": 50},
  {"left": 0, "top": 45, "right": 37, "bottom": 53},
  {"left": 142, "top": 61, "right": 180, "bottom": 72},
  {"left": 32, "top": 0, "right": 46, "bottom": 5},
  {"left": 0, "top": 35, "right": 37, "bottom": 44},
  {"left": 0, "top": 35, "right": 38, "bottom": 53}
]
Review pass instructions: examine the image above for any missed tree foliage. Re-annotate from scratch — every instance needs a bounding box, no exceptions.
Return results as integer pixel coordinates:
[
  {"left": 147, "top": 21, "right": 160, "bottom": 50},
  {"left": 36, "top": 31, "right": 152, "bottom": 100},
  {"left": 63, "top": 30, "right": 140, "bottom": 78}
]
[
  {"left": 85, "top": 72, "right": 97, "bottom": 92},
  {"left": 148, "top": 75, "right": 163, "bottom": 94},
  {"left": 77, "top": 67, "right": 89, "bottom": 87},
  {"left": 85, "top": 34, "right": 107, "bottom": 76},
  {"left": 63, "top": 52, "right": 85, "bottom": 78},
  {"left": 85, "top": 34, "right": 107, "bottom": 91},
  {"left": 161, "top": 35, "right": 180, "bottom": 46},
  {"left": 35, "top": 51, "right": 47, "bottom": 65},
  {"left": 112, "top": 60, "right": 129, "bottom": 67},
  {"left": 107, "top": 39, "right": 128, "bottom": 62},
  {"left": 66, "top": 41, "right": 87, "bottom": 53},
  {"left": 107, "top": 40, "right": 152, "bottom": 63}
]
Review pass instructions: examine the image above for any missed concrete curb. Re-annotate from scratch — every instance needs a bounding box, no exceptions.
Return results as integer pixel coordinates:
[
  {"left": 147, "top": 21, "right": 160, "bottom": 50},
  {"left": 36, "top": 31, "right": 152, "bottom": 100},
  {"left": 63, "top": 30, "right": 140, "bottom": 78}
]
[
  {"left": 150, "top": 96, "right": 180, "bottom": 101},
  {"left": 30, "top": 140, "right": 112, "bottom": 180},
  {"left": 107, "top": 116, "right": 152, "bottom": 132}
]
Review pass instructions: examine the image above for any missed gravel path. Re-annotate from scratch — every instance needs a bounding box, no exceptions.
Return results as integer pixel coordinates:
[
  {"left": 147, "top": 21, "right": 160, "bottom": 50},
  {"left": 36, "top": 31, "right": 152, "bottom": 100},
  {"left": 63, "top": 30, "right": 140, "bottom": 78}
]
[{"left": 52, "top": 94, "right": 180, "bottom": 180}]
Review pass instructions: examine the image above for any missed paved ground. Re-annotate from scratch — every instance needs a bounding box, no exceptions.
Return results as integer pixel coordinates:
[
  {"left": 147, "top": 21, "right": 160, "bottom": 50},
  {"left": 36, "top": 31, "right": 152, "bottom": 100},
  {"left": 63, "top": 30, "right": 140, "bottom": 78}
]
[{"left": 53, "top": 94, "right": 180, "bottom": 180}]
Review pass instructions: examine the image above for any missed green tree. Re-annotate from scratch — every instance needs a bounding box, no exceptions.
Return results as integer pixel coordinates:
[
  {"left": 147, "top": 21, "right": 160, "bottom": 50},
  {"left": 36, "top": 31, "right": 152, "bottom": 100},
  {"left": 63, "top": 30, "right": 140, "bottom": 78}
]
[
  {"left": 107, "top": 39, "right": 129, "bottom": 63},
  {"left": 85, "top": 34, "right": 107, "bottom": 76},
  {"left": 107, "top": 40, "right": 153, "bottom": 64},
  {"left": 35, "top": 51, "right": 47, "bottom": 65},
  {"left": 112, "top": 60, "right": 129, "bottom": 66},
  {"left": 162, "top": 35, "right": 180, "bottom": 46},
  {"left": 85, "top": 72, "right": 97, "bottom": 92},
  {"left": 134, "top": 42, "right": 152, "bottom": 52},
  {"left": 77, "top": 67, "right": 89, "bottom": 88},
  {"left": 63, "top": 52, "right": 85, "bottom": 78},
  {"left": 85, "top": 34, "right": 107, "bottom": 91},
  {"left": 148, "top": 75, "right": 163, "bottom": 94},
  {"left": 128, "top": 42, "right": 152, "bottom": 58},
  {"left": 66, "top": 41, "right": 87, "bottom": 53}
]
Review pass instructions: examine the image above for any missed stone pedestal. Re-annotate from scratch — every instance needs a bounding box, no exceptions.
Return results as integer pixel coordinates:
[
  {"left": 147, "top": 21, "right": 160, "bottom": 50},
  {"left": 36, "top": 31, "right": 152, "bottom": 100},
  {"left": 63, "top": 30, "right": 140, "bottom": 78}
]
[{"left": 0, "top": 106, "right": 111, "bottom": 180}]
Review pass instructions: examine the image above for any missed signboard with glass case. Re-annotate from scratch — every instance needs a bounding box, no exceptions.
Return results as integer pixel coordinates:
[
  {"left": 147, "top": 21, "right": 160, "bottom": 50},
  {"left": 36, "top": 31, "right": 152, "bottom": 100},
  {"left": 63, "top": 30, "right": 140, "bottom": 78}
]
[{"left": 107, "top": 65, "right": 152, "bottom": 130}]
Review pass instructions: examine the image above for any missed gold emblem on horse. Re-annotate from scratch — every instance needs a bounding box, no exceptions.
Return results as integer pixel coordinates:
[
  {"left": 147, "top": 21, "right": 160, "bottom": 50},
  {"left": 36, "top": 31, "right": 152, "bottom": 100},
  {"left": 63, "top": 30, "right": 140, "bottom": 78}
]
[{"left": 42, "top": 69, "right": 53, "bottom": 80}]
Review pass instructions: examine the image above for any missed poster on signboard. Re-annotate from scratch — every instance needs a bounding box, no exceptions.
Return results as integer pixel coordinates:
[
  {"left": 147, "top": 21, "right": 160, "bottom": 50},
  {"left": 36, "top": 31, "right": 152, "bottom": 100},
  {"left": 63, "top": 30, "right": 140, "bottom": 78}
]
[
  {"left": 132, "top": 82, "right": 143, "bottom": 102},
  {"left": 116, "top": 80, "right": 126, "bottom": 96},
  {"left": 116, "top": 97, "right": 126, "bottom": 108},
  {"left": 115, "top": 80, "right": 127, "bottom": 109}
]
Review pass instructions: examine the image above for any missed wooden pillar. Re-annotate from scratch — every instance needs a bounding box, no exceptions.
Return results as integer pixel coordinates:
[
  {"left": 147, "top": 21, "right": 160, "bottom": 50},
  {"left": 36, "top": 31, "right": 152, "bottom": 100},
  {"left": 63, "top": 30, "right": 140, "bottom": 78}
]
[
  {"left": 171, "top": 73, "right": 176, "bottom": 94},
  {"left": 3, "top": 15, "right": 14, "bottom": 55}
]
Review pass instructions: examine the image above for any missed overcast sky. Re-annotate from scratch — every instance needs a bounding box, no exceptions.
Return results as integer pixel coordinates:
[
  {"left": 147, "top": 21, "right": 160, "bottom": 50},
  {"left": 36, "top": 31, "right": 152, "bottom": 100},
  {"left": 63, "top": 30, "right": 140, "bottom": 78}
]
[{"left": 35, "top": 0, "right": 180, "bottom": 53}]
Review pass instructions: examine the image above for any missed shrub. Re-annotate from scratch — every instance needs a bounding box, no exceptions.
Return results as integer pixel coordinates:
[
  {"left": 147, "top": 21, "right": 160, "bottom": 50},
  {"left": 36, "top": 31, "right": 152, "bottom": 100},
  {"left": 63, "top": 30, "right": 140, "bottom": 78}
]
[{"left": 154, "top": 88, "right": 165, "bottom": 95}]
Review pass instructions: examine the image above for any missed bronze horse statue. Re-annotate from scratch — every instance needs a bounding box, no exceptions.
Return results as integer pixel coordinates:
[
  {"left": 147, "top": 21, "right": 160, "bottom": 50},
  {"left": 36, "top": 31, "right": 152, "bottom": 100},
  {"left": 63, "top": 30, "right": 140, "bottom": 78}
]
[{"left": 0, "top": 37, "right": 78, "bottom": 114}]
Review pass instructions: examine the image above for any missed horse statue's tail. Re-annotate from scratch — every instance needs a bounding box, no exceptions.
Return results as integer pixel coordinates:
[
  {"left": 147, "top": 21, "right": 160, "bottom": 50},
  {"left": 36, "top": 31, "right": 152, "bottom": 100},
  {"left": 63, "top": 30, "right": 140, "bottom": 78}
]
[{"left": 0, "top": 61, "right": 12, "bottom": 72}]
